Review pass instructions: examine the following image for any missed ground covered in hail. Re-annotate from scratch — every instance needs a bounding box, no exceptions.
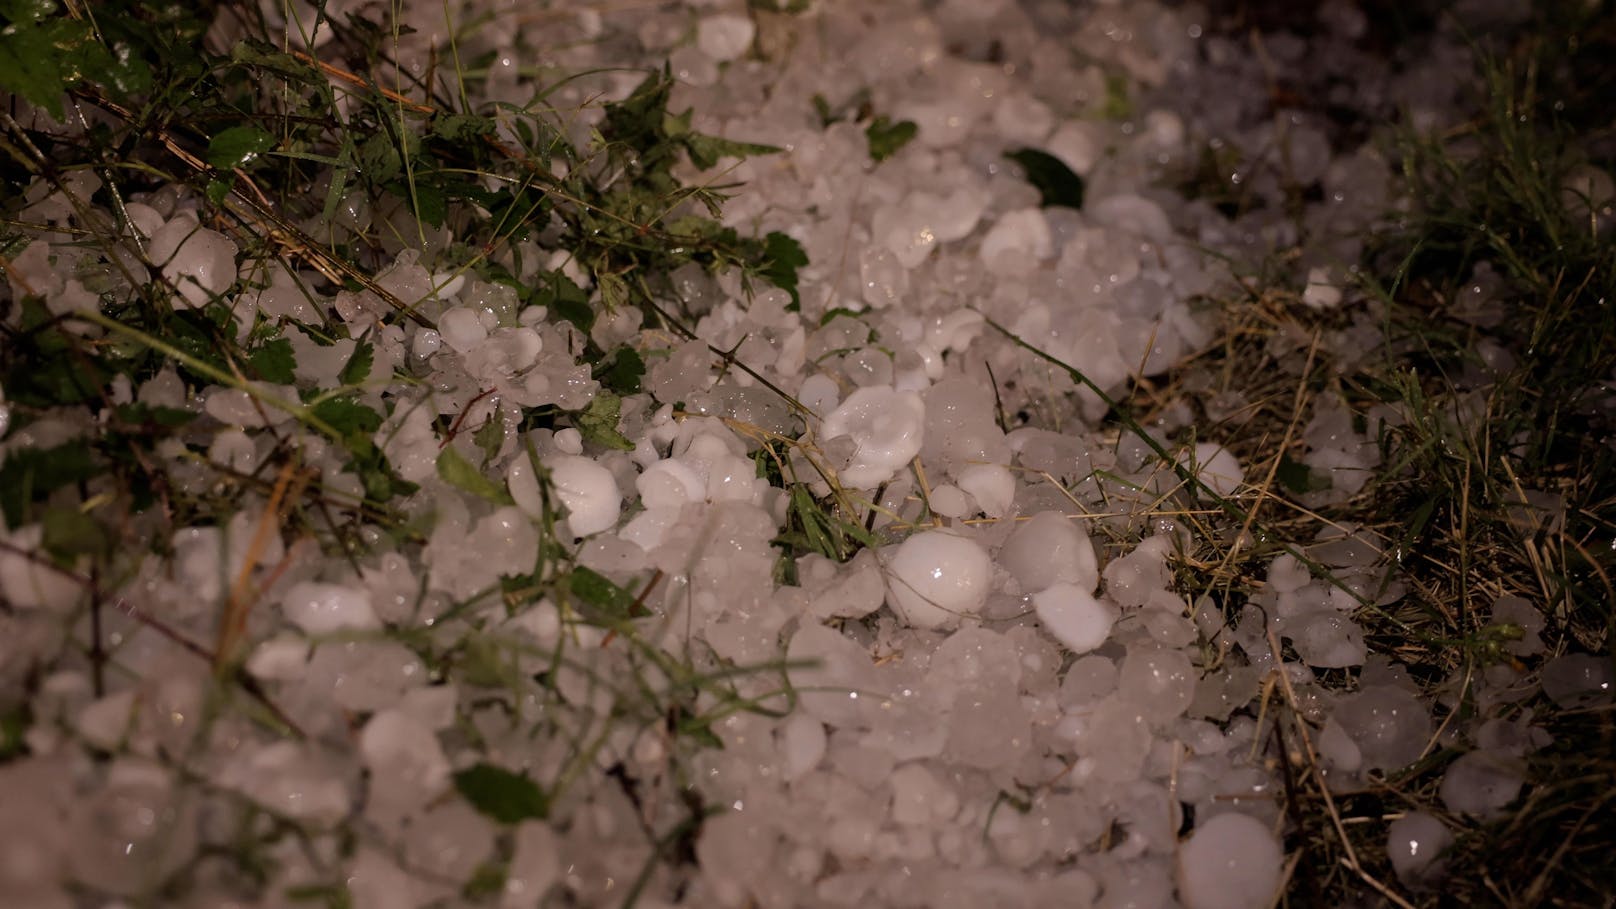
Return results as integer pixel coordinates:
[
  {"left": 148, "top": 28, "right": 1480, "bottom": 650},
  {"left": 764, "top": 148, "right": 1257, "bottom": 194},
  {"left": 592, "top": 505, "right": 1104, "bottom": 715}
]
[{"left": 1, "top": 0, "right": 1613, "bottom": 907}]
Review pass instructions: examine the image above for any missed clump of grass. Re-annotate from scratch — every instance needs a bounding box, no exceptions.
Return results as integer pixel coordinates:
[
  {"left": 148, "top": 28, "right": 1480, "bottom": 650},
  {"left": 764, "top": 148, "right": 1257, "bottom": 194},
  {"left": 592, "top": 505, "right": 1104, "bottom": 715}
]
[
  {"left": 1167, "top": 2, "right": 1616, "bottom": 905},
  {"left": 0, "top": 0, "right": 819, "bottom": 902}
]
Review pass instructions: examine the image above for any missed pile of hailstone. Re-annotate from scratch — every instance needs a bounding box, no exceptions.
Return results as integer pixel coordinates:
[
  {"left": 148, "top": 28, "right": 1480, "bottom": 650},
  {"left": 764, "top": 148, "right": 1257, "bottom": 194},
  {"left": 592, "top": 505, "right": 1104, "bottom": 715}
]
[{"left": 1, "top": 1, "right": 1606, "bottom": 908}]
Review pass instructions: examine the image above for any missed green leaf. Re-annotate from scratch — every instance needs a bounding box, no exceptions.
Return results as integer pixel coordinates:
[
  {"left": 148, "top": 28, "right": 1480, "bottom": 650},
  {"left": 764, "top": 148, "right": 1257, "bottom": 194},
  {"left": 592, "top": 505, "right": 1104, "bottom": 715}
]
[
  {"left": 758, "top": 231, "right": 809, "bottom": 308},
  {"left": 436, "top": 445, "right": 515, "bottom": 505},
  {"left": 683, "top": 132, "right": 781, "bottom": 170},
  {"left": 40, "top": 505, "right": 109, "bottom": 566},
  {"left": 865, "top": 116, "right": 918, "bottom": 163},
  {"left": 309, "top": 397, "right": 382, "bottom": 436},
  {"left": 0, "top": 440, "right": 100, "bottom": 527},
  {"left": 574, "top": 392, "right": 634, "bottom": 452},
  {"left": 432, "top": 113, "right": 495, "bottom": 143},
  {"left": 338, "top": 341, "right": 374, "bottom": 386},
  {"left": 248, "top": 337, "right": 297, "bottom": 384},
  {"left": 593, "top": 346, "right": 644, "bottom": 395},
  {"left": 205, "top": 177, "right": 232, "bottom": 206},
  {"left": 0, "top": 17, "right": 71, "bottom": 119},
  {"left": 452, "top": 763, "right": 549, "bottom": 824},
  {"left": 360, "top": 132, "right": 402, "bottom": 185},
  {"left": 473, "top": 404, "right": 504, "bottom": 464},
  {"left": 568, "top": 565, "right": 641, "bottom": 619},
  {"left": 347, "top": 437, "right": 418, "bottom": 504},
  {"left": 748, "top": 0, "right": 810, "bottom": 12},
  {"left": 532, "top": 271, "right": 593, "bottom": 333},
  {"left": 206, "top": 125, "right": 276, "bottom": 170},
  {"left": 1004, "top": 148, "right": 1086, "bottom": 209}
]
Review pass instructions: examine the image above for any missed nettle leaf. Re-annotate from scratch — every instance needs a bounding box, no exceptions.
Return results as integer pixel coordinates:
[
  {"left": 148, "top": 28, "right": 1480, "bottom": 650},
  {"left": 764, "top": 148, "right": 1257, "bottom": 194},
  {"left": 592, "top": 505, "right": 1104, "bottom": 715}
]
[
  {"left": 432, "top": 113, "right": 495, "bottom": 143},
  {"left": 248, "top": 337, "right": 297, "bottom": 384},
  {"left": 531, "top": 271, "right": 593, "bottom": 333},
  {"left": 1004, "top": 147, "right": 1085, "bottom": 209},
  {"left": 758, "top": 231, "right": 809, "bottom": 308},
  {"left": 865, "top": 116, "right": 918, "bottom": 163},
  {"left": 339, "top": 340, "right": 374, "bottom": 386},
  {"left": 574, "top": 392, "right": 634, "bottom": 452},
  {"left": 436, "top": 445, "right": 515, "bottom": 505},
  {"left": 568, "top": 565, "right": 642, "bottom": 619},
  {"left": 0, "top": 440, "right": 100, "bottom": 527},
  {"left": 310, "top": 397, "right": 382, "bottom": 436},
  {"left": 453, "top": 763, "right": 549, "bottom": 824},
  {"left": 473, "top": 404, "right": 505, "bottom": 464},
  {"left": 683, "top": 132, "right": 782, "bottom": 170},
  {"left": 593, "top": 346, "right": 645, "bottom": 395},
  {"left": 206, "top": 125, "right": 276, "bottom": 169},
  {"left": 347, "top": 437, "right": 417, "bottom": 504}
]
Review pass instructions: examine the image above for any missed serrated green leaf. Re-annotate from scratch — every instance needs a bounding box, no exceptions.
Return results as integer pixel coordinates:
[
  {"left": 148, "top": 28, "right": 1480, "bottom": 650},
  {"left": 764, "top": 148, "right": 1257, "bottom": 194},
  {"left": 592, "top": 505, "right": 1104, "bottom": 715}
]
[
  {"left": 206, "top": 125, "right": 276, "bottom": 169},
  {"left": 574, "top": 392, "right": 634, "bottom": 452},
  {"left": 248, "top": 337, "right": 297, "bottom": 384},
  {"left": 432, "top": 113, "right": 495, "bottom": 142},
  {"left": 568, "top": 565, "right": 641, "bottom": 619},
  {"left": 339, "top": 341, "right": 373, "bottom": 386},
  {"left": 683, "top": 131, "right": 781, "bottom": 170},
  {"left": 310, "top": 397, "right": 382, "bottom": 436},
  {"left": 532, "top": 271, "right": 593, "bottom": 332},
  {"left": 436, "top": 445, "right": 515, "bottom": 505},
  {"left": 865, "top": 116, "right": 917, "bottom": 163},
  {"left": 1004, "top": 147, "right": 1085, "bottom": 209},
  {"left": 759, "top": 230, "right": 809, "bottom": 308},
  {"left": 205, "top": 177, "right": 232, "bottom": 206},
  {"left": 453, "top": 763, "right": 549, "bottom": 824},
  {"left": 593, "top": 346, "right": 644, "bottom": 395},
  {"left": 473, "top": 404, "right": 504, "bottom": 464}
]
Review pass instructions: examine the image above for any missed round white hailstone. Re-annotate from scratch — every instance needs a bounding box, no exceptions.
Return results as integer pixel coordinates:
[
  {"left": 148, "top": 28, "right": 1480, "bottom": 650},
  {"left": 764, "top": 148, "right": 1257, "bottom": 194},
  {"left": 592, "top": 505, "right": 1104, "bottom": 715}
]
[
  {"left": 927, "top": 483, "right": 970, "bottom": 518},
  {"left": 507, "top": 456, "right": 543, "bottom": 519},
  {"left": 1332, "top": 685, "right": 1431, "bottom": 771},
  {"left": 505, "top": 821, "right": 562, "bottom": 906},
  {"left": 778, "top": 712, "right": 827, "bottom": 780},
  {"left": 148, "top": 214, "right": 237, "bottom": 309},
  {"left": 1183, "top": 442, "right": 1244, "bottom": 498},
  {"left": 358, "top": 709, "right": 450, "bottom": 799},
  {"left": 979, "top": 207, "right": 1054, "bottom": 265},
  {"left": 1045, "top": 121, "right": 1102, "bottom": 176},
  {"left": 636, "top": 458, "right": 706, "bottom": 509},
  {"left": 204, "top": 388, "right": 269, "bottom": 427},
  {"left": 798, "top": 373, "right": 841, "bottom": 416},
  {"left": 438, "top": 307, "right": 487, "bottom": 354},
  {"left": 75, "top": 691, "right": 137, "bottom": 752},
  {"left": 696, "top": 13, "right": 754, "bottom": 62},
  {"left": 553, "top": 427, "right": 584, "bottom": 455},
  {"left": 820, "top": 385, "right": 926, "bottom": 490},
  {"left": 347, "top": 847, "right": 419, "bottom": 909},
  {"left": 1032, "top": 583, "right": 1116, "bottom": 654},
  {"left": 411, "top": 328, "right": 442, "bottom": 359},
  {"left": 1302, "top": 266, "right": 1343, "bottom": 309},
  {"left": 0, "top": 525, "right": 81, "bottom": 611},
  {"left": 860, "top": 246, "right": 909, "bottom": 308},
  {"left": 884, "top": 529, "right": 992, "bottom": 629},
  {"left": 546, "top": 455, "right": 621, "bottom": 537},
  {"left": 1290, "top": 611, "right": 1367, "bottom": 668},
  {"left": 1117, "top": 645, "right": 1196, "bottom": 723},
  {"left": 999, "top": 511, "right": 1099, "bottom": 594},
  {"left": 280, "top": 581, "right": 380, "bottom": 634},
  {"left": 1439, "top": 751, "right": 1524, "bottom": 819},
  {"left": 1385, "top": 812, "right": 1453, "bottom": 887},
  {"left": 1175, "top": 811, "right": 1283, "bottom": 909},
  {"left": 1539, "top": 652, "right": 1613, "bottom": 707},
  {"left": 955, "top": 463, "right": 1014, "bottom": 518}
]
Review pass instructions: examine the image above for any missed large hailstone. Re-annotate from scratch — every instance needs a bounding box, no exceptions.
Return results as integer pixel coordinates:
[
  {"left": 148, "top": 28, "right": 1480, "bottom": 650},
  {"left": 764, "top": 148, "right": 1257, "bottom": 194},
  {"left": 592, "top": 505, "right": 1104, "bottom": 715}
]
[
  {"left": 884, "top": 529, "right": 992, "bottom": 629},
  {"left": 820, "top": 385, "right": 925, "bottom": 490},
  {"left": 1176, "top": 811, "right": 1283, "bottom": 909},
  {"left": 545, "top": 455, "right": 621, "bottom": 537}
]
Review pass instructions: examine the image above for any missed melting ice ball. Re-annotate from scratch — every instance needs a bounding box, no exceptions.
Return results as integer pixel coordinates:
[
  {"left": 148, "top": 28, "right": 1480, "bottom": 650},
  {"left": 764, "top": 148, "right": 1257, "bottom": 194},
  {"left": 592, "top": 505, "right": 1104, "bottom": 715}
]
[
  {"left": 1032, "top": 583, "right": 1116, "bottom": 653},
  {"left": 546, "top": 455, "right": 621, "bottom": 537},
  {"left": 1181, "top": 442, "right": 1244, "bottom": 499},
  {"left": 884, "top": 530, "right": 991, "bottom": 629},
  {"left": 1386, "top": 812, "right": 1453, "bottom": 887},
  {"left": 1176, "top": 811, "right": 1283, "bottom": 909},
  {"left": 820, "top": 386, "right": 925, "bottom": 489}
]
